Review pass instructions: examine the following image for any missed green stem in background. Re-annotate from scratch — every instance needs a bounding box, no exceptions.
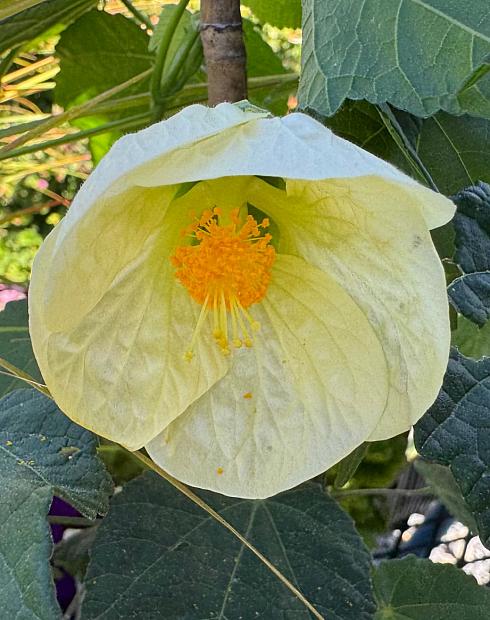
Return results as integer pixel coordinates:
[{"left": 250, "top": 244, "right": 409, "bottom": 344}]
[
  {"left": 0, "top": 0, "right": 44, "bottom": 20},
  {"left": 0, "top": 357, "right": 50, "bottom": 396},
  {"left": 48, "top": 515, "right": 96, "bottom": 527},
  {"left": 0, "top": 112, "right": 150, "bottom": 160},
  {"left": 0, "top": 67, "right": 152, "bottom": 155},
  {"left": 331, "top": 486, "right": 432, "bottom": 499},
  {"left": 0, "top": 46, "right": 21, "bottom": 82},
  {"left": 376, "top": 103, "right": 439, "bottom": 193},
  {"left": 159, "top": 28, "right": 200, "bottom": 98},
  {"left": 132, "top": 450, "right": 325, "bottom": 620},
  {"left": 0, "top": 74, "right": 298, "bottom": 153},
  {"left": 120, "top": 0, "right": 153, "bottom": 31},
  {"left": 150, "top": 0, "right": 191, "bottom": 111}
]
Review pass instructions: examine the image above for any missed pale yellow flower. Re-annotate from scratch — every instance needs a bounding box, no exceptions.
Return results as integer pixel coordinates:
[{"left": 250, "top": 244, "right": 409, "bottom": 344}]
[{"left": 29, "top": 103, "right": 454, "bottom": 498}]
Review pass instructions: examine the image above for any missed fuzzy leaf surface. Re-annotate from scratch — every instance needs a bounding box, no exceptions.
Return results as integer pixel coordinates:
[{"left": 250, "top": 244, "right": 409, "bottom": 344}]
[{"left": 83, "top": 472, "right": 375, "bottom": 619}]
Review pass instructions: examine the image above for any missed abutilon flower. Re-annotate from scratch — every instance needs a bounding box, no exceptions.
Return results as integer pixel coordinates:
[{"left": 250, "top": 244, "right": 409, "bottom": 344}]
[{"left": 29, "top": 103, "right": 455, "bottom": 498}]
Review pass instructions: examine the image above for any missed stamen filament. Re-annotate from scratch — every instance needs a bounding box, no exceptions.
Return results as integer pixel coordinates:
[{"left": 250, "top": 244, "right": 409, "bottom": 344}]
[
  {"left": 172, "top": 206, "right": 275, "bottom": 358},
  {"left": 184, "top": 294, "right": 210, "bottom": 361}
]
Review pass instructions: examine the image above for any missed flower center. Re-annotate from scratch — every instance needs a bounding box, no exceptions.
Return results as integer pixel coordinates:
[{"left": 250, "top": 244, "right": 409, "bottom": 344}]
[{"left": 171, "top": 207, "right": 276, "bottom": 360}]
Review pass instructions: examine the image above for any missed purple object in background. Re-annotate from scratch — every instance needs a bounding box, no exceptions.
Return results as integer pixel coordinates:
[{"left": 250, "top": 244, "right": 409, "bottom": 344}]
[{"left": 49, "top": 497, "right": 79, "bottom": 612}]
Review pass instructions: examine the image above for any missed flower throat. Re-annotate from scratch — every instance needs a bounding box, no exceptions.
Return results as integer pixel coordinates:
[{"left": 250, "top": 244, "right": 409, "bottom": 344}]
[{"left": 171, "top": 207, "right": 276, "bottom": 360}]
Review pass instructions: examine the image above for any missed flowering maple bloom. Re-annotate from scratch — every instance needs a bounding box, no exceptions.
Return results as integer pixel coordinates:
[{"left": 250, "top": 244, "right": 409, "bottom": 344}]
[{"left": 29, "top": 103, "right": 455, "bottom": 498}]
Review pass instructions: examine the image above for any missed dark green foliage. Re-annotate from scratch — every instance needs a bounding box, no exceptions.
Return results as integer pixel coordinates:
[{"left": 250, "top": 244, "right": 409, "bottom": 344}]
[
  {"left": 0, "top": 389, "right": 112, "bottom": 619},
  {"left": 373, "top": 556, "right": 490, "bottom": 619},
  {"left": 83, "top": 472, "right": 375, "bottom": 619},
  {"left": 300, "top": 0, "right": 490, "bottom": 118},
  {"left": 414, "top": 349, "right": 490, "bottom": 546},
  {"left": 448, "top": 183, "right": 490, "bottom": 326},
  {"left": 0, "top": 300, "right": 41, "bottom": 397}
]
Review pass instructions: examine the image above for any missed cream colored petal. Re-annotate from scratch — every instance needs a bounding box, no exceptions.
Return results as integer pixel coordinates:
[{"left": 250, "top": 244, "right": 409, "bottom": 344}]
[
  {"left": 146, "top": 254, "right": 389, "bottom": 499},
  {"left": 246, "top": 176, "right": 451, "bottom": 441},
  {"left": 29, "top": 186, "right": 229, "bottom": 450}
]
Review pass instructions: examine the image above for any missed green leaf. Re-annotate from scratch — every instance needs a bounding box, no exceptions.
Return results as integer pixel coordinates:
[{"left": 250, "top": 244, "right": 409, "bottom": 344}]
[
  {"left": 149, "top": 5, "right": 203, "bottom": 95},
  {"left": 0, "top": 0, "right": 97, "bottom": 55},
  {"left": 244, "top": 0, "right": 301, "bottom": 28},
  {"left": 300, "top": 0, "right": 490, "bottom": 119},
  {"left": 414, "top": 349, "right": 490, "bottom": 546},
  {"left": 0, "top": 0, "right": 46, "bottom": 21},
  {"left": 243, "top": 19, "right": 294, "bottom": 114},
  {"left": 448, "top": 183, "right": 490, "bottom": 326},
  {"left": 148, "top": 5, "right": 193, "bottom": 62},
  {"left": 244, "top": 19, "right": 287, "bottom": 77},
  {"left": 54, "top": 9, "right": 153, "bottom": 161},
  {"left": 334, "top": 443, "right": 369, "bottom": 488},
  {"left": 0, "top": 389, "right": 113, "bottom": 619},
  {"left": 414, "top": 459, "right": 478, "bottom": 531},
  {"left": 325, "top": 102, "right": 490, "bottom": 196},
  {"left": 83, "top": 472, "right": 375, "bottom": 619},
  {"left": 0, "top": 300, "right": 41, "bottom": 398},
  {"left": 53, "top": 525, "right": 99, "bottom": 580},
  {"left": 452, "top": 315, "right": 490, "bottom": 359},
  {"left": 402, "top": 113, "right": 490, "bottom": 196},
  {"left": 373, "top": 556, "right": 490, "bottom": 619}
]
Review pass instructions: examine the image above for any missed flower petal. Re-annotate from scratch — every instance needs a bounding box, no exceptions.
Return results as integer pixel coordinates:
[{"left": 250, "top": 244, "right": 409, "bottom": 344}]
[
  {"left": 146, "top": 254, "right": 389, "bottom": 498},
  {"left": 246, "top": 176, "right": 452, "bottom": 440},
  {"left": 29, "top": 187, "right": 229, "bottom": 450}
]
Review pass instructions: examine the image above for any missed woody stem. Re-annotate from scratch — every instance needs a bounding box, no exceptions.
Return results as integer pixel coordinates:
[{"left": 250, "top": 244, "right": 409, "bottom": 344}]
[{"left": 200, "top": 0, "right": 247, "bottom": 105}]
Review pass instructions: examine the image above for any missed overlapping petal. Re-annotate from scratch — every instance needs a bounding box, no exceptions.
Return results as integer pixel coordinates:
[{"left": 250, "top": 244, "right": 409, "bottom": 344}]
[
  {"left": 147, "top": 254, "right": 389, "bottom": 498},
  {"left": 30, "top": 186, "right": 229, "bottom": 449},
  {"left": 245, "top": 176, "right": 453, "bottom": 439},
  {"left": 29, "top": 102, "right": 455, "bottom": 495}
]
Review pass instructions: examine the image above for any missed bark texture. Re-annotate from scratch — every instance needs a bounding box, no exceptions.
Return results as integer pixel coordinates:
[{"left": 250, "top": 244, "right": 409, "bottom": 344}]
[{"left": 200, "top": 0, "right": 247, "bottom": 105}]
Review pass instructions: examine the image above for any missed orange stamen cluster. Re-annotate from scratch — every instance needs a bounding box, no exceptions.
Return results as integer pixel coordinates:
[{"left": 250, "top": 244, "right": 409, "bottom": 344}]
[{"left": 171, "top": 207, "right": 276, "bottom": 360}]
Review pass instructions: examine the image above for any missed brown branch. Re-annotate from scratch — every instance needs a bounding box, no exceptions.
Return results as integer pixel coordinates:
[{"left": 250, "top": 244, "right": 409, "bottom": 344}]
[{"left": 200, "top": 0, "right": 247, "bottom": 105}]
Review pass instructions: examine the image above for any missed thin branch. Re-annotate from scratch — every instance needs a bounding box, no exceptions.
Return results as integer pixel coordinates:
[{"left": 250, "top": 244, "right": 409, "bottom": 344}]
[
  {"left": 0, "top": 68, "right": 152, "bottom": 154},
  {"left": 0, "top": 200, "right": 67, "bottom": 225},
  {"left": 120, "top": 0, "right": 153, "bottom": 30},
  {"left": 0, "top": 112, "right": 150, "bottom": 160},
  {"left": 331, "top": 486, "right": 433, "bottom": 499},
  {"left": 0, "top": 358, "right": 50, "bottom": 397},
  {"left": 132, "top": 450, "right": 324, "bottom": 620},
  {"left": 376, "top": 103, "right": 439, "bottom": 192},
  {"left": 48, "top": 515, "right": 95, "bottom": 527}
]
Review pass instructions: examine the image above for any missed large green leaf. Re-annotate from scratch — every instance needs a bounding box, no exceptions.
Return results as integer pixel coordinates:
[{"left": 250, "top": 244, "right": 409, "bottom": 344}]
[
  {"left": 415, "top": 458, "right": 478, "bottom": 531},
  {"left": 54, "top": 9, "right": 153, "bottom": 161},
  {"left": 452, "top": 315, "right": 490, "bottom": 359},
  {"left": 325, "top": 102, "right": 490, "bottom": 196},
  {"left": 82, "top": 472, "right": 375, "bottom": 619},
  {"left": 406, "top": 113, "right": 490, "bottom": 196},
  {"left": 244, "top": 0, "right": 302, "bottom": 28},
  {"left": 55, "top": 10, "right": 152, "bottom": 107},
  {"left": 0, "top": 300, "right": 41, "bottom": 397},
  {"left": 414, "top": 349, "right": 490, "bottom": 546},
  {"left": 300, "top": 0, "right": 490, "bottom": 119},
  {"left": 0, "top": 0, "right": 97, "bottom": 54},
  {"left": 448, "top": 183, "right": 490, "bottom": 326},
  {"left": 373, "top": 556, "right": 490, "bottom": 619},
  {"left": 0, "top": 389, "right": 113, "bottom": 620}
]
